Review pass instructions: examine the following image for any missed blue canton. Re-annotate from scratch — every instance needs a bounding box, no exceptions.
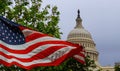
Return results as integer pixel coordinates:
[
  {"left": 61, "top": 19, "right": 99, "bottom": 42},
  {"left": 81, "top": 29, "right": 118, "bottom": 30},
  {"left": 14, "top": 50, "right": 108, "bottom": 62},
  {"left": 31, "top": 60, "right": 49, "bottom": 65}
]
[{"left": 0, "top": 16, "right": 25, "bottom": 45}]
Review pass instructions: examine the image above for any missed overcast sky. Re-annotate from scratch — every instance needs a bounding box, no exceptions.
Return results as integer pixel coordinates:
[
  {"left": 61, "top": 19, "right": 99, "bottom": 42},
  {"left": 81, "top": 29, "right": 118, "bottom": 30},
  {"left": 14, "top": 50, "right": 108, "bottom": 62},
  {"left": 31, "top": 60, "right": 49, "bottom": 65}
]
[{"left": 43, "top": 0, "right": 120, "bottom": 66}]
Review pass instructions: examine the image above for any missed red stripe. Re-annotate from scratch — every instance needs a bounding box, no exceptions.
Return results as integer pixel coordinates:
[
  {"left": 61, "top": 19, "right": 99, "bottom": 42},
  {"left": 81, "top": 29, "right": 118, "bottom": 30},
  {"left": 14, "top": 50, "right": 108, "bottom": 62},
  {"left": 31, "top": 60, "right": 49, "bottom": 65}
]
[
  {"left": 19, "top": 26, "right": 29, "bottom": 30},
  {"left": 0, "top": 46, "right": 68, "bottom": 62},
  {"left": 0, "top": 40, "right": 81, "bottom": 54},
  {"left": 0, "top": 43, "right": 82, "bottom": 70},
  {"left": 73, "top": 50, "right": 85, "bottom": 64},
  {"left": 77, "top": 52, "right": 85, "bottom": 58},
  {"left": 25, "top": 33, "right": 48, "bottom": 42}
]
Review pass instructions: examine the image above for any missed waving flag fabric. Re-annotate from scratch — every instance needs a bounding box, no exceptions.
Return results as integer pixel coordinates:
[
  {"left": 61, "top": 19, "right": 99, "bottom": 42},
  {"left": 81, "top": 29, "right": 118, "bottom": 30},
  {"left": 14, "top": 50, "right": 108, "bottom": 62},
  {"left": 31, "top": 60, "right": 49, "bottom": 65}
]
[{"left": 0, "top": 16, "right": 85, "bottom": 70}]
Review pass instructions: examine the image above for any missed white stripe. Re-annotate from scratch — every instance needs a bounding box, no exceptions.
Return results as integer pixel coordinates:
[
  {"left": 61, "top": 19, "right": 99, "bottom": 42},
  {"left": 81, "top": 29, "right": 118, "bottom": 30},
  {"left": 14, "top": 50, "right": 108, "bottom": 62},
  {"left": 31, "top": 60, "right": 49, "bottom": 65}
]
[
  {"left": 0, "top": 44, "right": 72, "bottom": 58},
  {"left": 73, "top": 55, "right": 85, "bottom": 61},
  {"left": 80, "top": 52, "right": 84, "bottom": 54},
  {"left": 22, "top": 29, "right": 43, "bottom": 35},
  {"left": 0, "top": 36, "right": 60, "bottom": 50},
  {"left": 22, "top": 29, "right": 41, "bottom": 37},
  {"left": 0, "top": 46, "right": 73, "bottom": 66}
]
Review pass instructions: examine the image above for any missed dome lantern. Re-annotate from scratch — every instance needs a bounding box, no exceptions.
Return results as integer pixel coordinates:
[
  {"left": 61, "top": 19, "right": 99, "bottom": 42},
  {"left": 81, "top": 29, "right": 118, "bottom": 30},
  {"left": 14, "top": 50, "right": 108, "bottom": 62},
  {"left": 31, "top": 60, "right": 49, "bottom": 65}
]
[
  {"left": 75, "top": 9, "right": 84, "bottom": 29},
  {"left": 77, "top": 9, "right": 80, "bottom": 18}
]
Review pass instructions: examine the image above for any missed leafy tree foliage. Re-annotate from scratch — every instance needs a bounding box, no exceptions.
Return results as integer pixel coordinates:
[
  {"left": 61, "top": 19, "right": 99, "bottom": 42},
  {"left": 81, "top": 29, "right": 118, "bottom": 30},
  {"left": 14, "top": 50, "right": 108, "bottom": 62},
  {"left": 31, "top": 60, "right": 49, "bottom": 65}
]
[
  {"left": 63, "top": 56, "right": 97, "bottom": 71},
  {"left": 115, "top": 64, "right": 120, "bottom": 71}
]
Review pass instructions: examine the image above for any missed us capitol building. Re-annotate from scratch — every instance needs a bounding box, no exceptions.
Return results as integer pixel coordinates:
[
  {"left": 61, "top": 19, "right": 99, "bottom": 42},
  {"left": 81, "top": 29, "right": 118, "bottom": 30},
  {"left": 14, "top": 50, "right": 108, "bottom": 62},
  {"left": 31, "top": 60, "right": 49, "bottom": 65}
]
[{"left": 67, "top": 10, "right": 114, "bottom": 71}]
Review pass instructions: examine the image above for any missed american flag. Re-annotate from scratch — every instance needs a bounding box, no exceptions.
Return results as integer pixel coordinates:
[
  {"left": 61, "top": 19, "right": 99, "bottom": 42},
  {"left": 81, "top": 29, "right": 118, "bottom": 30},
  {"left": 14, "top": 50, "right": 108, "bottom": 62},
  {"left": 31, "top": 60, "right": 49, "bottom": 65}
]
[{"left": 0, "top": 16, "right": 85, "bottom": 70}]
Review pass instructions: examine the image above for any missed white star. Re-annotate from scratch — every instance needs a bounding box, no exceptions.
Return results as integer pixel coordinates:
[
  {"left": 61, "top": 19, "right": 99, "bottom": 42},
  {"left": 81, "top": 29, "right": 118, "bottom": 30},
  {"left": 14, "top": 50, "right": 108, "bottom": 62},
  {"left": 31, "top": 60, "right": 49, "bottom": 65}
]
[
  {"left": 8, "top": 33, "right": 10, "bottom": 36},
  {"left": 13, "top": 33, "right": 15, "bottom": 36},
  {"left": 5, "top": 30, "right": 7, "bottom": 33},
  {"left": 19, "top": 39, "right": 21, "bottom": 42},
  {"left": 20, "top": 35, "right": 22, "bottom": 38},
  {"left": 2, "top": 33, "right": 5, "bottom": 35},
  {"left": 1, "top": 27, "right": 4, "bottom": 29},
  {"left": 16, "top": 36, "right": 18, "bottom": 39},
  {"left": 22, "top": 38, "right": 24, "bottom": 41},
  {"left": 6, "top": 27, "right": 9, "bottom": 30},
  {"left": 14, "top": 40, "right": 16, "bottom": 42},
  {"left": 2, "top": 38, "right": 5, "bottom": 40},
  {"left": 9, "top": 40, "right": 12, "bottom": 42},
  {"left": 16, "top": 32, "right": 19, "bottom": 35},
  {"left": 6, "top": 36, "right": 8, "bottom": 39},
  {"left": 2, "top": 23, "right": 5, "bottom": 26},
  {"left": 11, "top": 37, "right": 14, "bottom": 39},
  {"left": 10, "top": 30, "right": 12, "bottom": 33}
]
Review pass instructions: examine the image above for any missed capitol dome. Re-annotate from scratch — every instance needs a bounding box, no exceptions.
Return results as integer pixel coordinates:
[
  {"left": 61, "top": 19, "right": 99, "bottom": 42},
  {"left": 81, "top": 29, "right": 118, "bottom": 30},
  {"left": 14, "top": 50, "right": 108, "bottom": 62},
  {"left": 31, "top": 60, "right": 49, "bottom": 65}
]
[
  {"left": 67, "top": 10, "right": 115, "bottom": 71},
  {"left": 67, "top": 10, "right": 99, "bottom": 62}
]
